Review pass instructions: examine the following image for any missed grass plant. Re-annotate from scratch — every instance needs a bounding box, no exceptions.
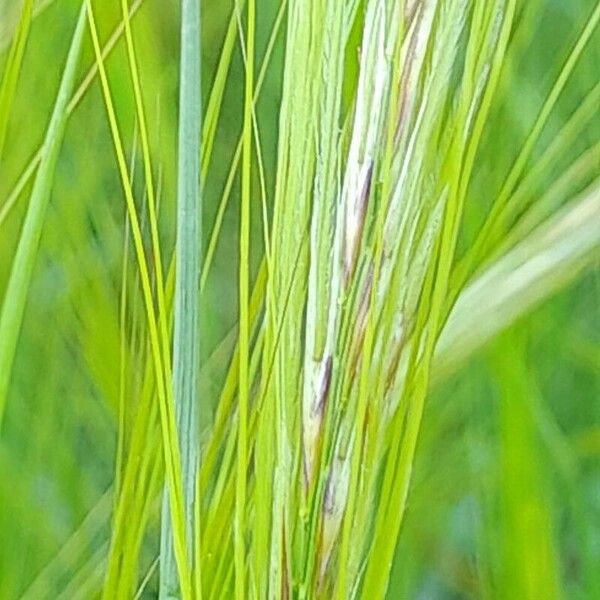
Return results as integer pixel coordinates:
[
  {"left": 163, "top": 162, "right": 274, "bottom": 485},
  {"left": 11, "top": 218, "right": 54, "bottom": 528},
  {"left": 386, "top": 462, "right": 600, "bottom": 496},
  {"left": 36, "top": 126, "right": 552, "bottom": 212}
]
[{"left": 0, "top": 0, "right": 599, "bottom": 598}]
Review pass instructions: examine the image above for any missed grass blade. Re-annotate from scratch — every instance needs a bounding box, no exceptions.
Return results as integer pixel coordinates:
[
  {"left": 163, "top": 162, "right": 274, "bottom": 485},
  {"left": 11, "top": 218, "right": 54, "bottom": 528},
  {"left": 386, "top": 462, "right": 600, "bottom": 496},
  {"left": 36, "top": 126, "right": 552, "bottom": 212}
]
[
  {"left": 0, "top": 2, "right": 87, "bottom": 428},
  {"left": 436, "top": 182, "right": 600, "bottom": 381},
  {"left": 84, "top": 2, "right": 192, "bottom": 596},
  {"left": 0, "top": 0, "right": 145, "bottom": 231},
  {"left": 235, "top": 0, "right": 255, "bottom": 596},
  {"left": 0, "top": 0, "right": 33, "bottom": 163},
  {"left": 491, "top": 331, "right": 562, "bottom": 600},
  {"left": 160, "top": 0, "right": 202, "bottom": 596}
]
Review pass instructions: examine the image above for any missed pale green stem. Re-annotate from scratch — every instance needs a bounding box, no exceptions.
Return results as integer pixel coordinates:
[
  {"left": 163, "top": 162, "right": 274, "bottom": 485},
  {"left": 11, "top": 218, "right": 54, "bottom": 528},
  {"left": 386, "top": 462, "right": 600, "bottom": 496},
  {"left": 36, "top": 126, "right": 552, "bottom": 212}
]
[{"left": 160, "top": 0, "right": 202, "bottom": 597}]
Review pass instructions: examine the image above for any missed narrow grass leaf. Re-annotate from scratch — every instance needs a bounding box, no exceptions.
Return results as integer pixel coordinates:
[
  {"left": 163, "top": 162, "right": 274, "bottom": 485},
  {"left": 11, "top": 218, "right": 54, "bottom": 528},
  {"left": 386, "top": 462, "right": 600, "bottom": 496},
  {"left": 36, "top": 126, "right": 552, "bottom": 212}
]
[
  {"left": 0, "top": 0, "right": 33, "bottom": 162},
  {"left": 84, "top": 2, "right": 192, "bottom": 597},
  {"left": 235, "top": 0, "right": 255, "bottom": 596},
  {"left": 161, "top": 0, "right": 203, "bottom": 596},
  {"left": 0, "top": 3, "right": 86, "bottom": 428}
]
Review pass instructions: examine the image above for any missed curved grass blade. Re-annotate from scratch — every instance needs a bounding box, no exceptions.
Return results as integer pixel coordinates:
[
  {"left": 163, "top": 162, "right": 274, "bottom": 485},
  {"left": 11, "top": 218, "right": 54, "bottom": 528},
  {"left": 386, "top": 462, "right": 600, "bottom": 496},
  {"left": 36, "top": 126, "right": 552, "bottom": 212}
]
[{"left": 436, "top": 182, "right": 600, "bottom": 381}]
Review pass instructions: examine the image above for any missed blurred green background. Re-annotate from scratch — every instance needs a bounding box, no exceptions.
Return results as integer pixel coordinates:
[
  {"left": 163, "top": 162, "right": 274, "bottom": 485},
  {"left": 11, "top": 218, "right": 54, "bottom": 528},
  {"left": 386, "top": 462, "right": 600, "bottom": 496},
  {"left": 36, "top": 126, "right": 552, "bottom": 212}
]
[{"left": 0, "top": 0, "right": 598, "bottom": 598}]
